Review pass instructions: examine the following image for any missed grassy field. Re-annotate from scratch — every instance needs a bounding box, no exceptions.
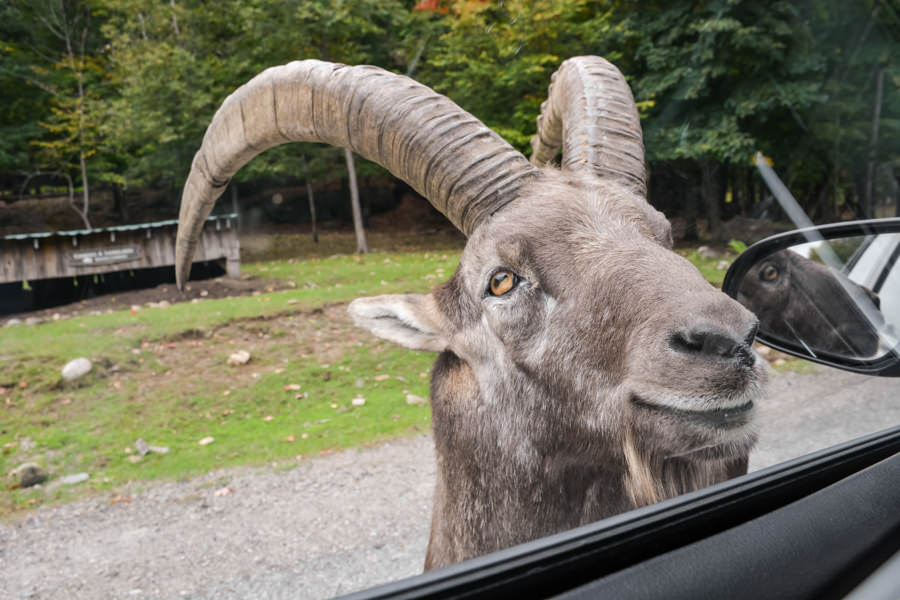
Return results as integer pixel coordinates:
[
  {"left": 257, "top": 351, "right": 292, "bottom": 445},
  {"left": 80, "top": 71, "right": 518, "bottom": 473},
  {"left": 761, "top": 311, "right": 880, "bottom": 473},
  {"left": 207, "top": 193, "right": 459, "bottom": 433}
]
[
  {"left": 2, "top": 234, "right": 461, "bottom": 513},
  {"left": 1, "top": 231, "right": 744, "bottom": 514}
]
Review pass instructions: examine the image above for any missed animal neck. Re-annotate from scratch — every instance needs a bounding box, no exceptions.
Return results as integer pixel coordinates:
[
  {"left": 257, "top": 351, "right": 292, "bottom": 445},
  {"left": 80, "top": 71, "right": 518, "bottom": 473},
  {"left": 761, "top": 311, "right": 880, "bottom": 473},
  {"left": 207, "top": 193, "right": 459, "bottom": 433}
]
[
  {"left": 425, "top": 351, "right": 631, "bottom": 569},
  {"left": 424, "top": 351, "right": 749, "bottom": 570}
]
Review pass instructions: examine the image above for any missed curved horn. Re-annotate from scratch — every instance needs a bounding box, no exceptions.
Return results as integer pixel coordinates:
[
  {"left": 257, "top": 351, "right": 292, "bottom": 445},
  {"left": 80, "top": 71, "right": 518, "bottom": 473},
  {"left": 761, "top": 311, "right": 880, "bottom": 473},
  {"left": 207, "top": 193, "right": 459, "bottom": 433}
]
[
  {"left": 176, "top": 60, "right": 538, "bottom": 289},
  {"left": 529, "top": 56, "right": 646, "bottom": 195}
]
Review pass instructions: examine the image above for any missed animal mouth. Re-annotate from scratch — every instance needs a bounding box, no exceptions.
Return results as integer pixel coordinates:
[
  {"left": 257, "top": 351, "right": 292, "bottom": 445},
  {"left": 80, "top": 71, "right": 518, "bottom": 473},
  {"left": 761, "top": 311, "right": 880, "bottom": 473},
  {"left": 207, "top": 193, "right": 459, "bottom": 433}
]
[{"left": 630, "top": 395, "right": 754, "bottom": 429}]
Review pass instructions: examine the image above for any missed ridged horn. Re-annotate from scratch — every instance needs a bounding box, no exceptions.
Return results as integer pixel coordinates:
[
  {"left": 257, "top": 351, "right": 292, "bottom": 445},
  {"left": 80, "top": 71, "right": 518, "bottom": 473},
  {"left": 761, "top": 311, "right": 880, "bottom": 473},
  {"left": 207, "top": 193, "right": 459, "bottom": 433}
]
[
  {"left": 176, "top": 59, "right": 538, "bottom": 289},
  {"left": 529, "top": 56, "right": 646, "bottom": 195}
]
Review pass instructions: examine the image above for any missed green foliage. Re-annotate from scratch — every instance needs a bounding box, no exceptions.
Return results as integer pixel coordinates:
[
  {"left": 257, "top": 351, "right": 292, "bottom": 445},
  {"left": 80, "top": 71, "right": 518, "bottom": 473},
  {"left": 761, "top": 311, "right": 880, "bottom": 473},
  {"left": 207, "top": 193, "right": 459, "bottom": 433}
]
[
  {"left": 96, "top": 0, "right": 413, "bottom": 188},
  {"left": 616, "top": 1, "right": 825, "bottom": 165},
  {"left": 1, "top": 0, "right": 897, "bottom": 227},
  {"left": 0, "top": 0, "right": 108, "bottom": 187},
  {"left": 728, "top": 239, "right": 748, "bottom": 254},
  {"left": 423, "top": 0, "right": 614, "bottom": 152}
]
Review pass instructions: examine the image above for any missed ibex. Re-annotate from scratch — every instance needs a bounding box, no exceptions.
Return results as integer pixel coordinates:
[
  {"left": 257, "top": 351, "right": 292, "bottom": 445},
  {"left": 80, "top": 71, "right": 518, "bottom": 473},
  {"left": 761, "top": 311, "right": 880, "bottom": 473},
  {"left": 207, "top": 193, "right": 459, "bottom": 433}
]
[
  {"left": 737, "top": 248, "right": 881, "bottom": 357},
  {"left": 175, "top": 57, "right": 766, "bottom": 570}
]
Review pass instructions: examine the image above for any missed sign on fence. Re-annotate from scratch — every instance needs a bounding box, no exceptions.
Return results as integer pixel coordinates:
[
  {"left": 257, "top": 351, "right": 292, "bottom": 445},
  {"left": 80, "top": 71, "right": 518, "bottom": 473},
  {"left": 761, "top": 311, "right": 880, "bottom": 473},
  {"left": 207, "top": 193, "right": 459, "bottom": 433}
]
[{"left": 69, "top": 246, "right": 141, "bottom": 266}]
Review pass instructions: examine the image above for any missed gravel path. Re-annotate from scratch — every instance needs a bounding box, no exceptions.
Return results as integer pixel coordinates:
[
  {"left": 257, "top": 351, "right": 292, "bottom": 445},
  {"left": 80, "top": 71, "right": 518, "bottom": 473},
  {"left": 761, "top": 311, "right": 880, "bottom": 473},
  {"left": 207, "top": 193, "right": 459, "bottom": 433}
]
[
  {"left": 3, "top": 367, "right": 898, "bottom": 600},
  {"left": 2, "top": 436, "right": 435, "bottom": 600}
]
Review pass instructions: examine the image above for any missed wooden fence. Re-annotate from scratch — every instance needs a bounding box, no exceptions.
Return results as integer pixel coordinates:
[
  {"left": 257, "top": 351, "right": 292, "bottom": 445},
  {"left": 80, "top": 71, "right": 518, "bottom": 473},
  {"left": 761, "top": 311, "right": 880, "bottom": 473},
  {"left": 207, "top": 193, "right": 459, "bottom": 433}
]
[{"left": 0, "top": 214, "right": 239, "bottom": 284}]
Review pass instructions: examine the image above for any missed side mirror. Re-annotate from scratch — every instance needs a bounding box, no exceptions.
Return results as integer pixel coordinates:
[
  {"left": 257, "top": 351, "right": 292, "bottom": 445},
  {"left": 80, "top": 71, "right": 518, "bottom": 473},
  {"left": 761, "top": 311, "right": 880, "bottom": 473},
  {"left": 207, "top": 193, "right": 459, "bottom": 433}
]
[{"left": 723, "top": 218, "right": 900, "bottom": 376}]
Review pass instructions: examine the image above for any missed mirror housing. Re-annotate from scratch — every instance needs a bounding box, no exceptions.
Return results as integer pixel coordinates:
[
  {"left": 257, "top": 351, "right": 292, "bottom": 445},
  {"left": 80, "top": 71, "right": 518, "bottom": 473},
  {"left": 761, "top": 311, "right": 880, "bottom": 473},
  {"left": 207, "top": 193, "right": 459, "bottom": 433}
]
[{"left": 723, "top": 218, "right": 900, "bottom": 376}]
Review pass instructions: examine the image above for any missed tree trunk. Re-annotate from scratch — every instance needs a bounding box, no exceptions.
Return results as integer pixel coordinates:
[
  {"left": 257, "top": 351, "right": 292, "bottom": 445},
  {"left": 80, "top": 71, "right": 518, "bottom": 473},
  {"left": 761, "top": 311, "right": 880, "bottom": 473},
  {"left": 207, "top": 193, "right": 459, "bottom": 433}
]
[
  {"left": 812, "top": 180, "right": 832, "bottom": 222},
  {"left": 896, "top": 173, "right": 900, "bottom": 217},
  {"left": 77, "top": 151, "right": 91, "bottom": 229},
  {"left": 301, "top": 155, "right": 318, "bottom": 243},
  {"left": 345, "top": 148, "right": 367, "bottom": 253},
  {"left": 307, "top": 180, "right": 318, "bottom": 243},
  {"left": 406, "top": 38, "right": 428, "bottom": 77},
  {"left": 679, "top": 168, "right": 699, "bottom": 241},
  {"left": 230, "top": 182, "right": 240, "bottom": 230},
  {"left": 170, "top": 0, "right": 181, "bottom": 36},
  {"left": 742, "top": 167, "right": 754, "bottom": 216},
  {"left": 700, "top": 159, "right": 723, "bottom": 241},
  {"left": 137, "top": 11, "right": 148, "bottom": 40},
  {"left": 113, "top": 183, "right": 128, "bottom": 223},
  {"left": 864, "top": 66, "right": 885, "bottom": 218}
]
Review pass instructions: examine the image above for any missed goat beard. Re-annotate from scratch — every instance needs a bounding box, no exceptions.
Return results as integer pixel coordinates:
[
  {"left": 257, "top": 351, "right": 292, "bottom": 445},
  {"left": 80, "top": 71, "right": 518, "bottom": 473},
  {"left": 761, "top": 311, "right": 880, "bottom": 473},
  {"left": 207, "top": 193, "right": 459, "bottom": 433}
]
[{"left": 622, "top": 424, "right": 755, "bottom": 508}]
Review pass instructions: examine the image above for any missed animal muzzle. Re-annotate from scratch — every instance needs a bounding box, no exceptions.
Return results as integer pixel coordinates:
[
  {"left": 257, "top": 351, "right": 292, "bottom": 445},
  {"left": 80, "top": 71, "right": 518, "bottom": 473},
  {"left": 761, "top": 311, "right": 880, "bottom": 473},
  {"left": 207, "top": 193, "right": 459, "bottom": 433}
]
[
  {"left": 668, "top": 322, "right": 759, "bottom": 369},
  {"left": 626, "top": 293, "right": 765, "bottom": 417}
]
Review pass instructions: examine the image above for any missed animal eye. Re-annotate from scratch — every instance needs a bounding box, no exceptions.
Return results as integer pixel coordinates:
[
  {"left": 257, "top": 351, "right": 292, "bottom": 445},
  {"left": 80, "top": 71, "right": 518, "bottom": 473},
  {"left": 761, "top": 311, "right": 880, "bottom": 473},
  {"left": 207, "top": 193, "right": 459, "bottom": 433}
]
[
  {"left": 489, "top": 270, "right": 517, "bottom": 296},
  {"left": 760, "top": 264, "right": 779, "bottom": 281}
]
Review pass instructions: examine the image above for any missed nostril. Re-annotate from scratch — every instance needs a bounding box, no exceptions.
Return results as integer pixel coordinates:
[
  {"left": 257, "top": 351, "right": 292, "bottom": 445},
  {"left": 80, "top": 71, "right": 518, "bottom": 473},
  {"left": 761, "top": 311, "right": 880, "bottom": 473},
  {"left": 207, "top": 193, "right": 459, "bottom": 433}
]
[
  {"left": 669, "top": 330, "right": 704, "bottom": 354},
  {"left": 669, "top": 327, "right": 744, "bottom": 360}
]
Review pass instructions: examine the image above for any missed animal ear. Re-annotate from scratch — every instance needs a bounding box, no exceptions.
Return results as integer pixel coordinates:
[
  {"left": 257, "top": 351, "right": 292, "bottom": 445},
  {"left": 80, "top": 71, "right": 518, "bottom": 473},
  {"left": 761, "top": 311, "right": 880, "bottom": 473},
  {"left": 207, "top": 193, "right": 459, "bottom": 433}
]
[{"left": 348, "top": 294, "right": 450, "bottom": 352}]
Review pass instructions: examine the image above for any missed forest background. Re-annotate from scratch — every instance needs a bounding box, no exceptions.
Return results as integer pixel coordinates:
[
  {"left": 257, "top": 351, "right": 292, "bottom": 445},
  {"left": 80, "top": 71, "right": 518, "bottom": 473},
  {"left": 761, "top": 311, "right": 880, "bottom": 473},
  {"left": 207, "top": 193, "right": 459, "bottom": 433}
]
[{"left": 1, "top": 0, "right": 898, "bottom": 241}]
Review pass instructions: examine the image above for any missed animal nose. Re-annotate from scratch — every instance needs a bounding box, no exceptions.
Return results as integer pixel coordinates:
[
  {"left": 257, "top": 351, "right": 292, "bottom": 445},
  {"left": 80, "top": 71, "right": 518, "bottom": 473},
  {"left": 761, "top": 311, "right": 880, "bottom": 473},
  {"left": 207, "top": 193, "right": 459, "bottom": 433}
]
[{"left": 669, "top": 323, "right": 757, "bottom": 367}]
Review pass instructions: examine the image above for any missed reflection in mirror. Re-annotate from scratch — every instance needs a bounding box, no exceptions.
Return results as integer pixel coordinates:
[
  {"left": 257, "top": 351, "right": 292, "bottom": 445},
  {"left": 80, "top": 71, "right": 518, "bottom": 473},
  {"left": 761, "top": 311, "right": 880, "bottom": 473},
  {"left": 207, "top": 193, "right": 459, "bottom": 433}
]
[{"left": 736, "top": 233, "right": 900, "bottom": 360}]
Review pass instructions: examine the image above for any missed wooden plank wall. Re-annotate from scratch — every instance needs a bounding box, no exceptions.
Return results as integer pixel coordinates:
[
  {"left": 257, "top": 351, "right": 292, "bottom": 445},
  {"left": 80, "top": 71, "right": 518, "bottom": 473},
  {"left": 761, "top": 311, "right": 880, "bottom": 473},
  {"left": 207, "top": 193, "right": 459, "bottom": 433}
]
[{"left": 0, "top": 222, "right": 239, "bottom": 284}]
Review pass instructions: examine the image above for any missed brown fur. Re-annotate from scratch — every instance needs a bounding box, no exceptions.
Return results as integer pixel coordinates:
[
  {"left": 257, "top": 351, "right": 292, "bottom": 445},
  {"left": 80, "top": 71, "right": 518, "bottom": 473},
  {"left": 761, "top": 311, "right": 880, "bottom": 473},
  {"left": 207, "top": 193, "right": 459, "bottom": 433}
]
[
  {"left": 177, "top": 57, "right": 767, "bottom": 574},
  {"left": 409, "top": 170, "right": 766, "bottom": 569}
]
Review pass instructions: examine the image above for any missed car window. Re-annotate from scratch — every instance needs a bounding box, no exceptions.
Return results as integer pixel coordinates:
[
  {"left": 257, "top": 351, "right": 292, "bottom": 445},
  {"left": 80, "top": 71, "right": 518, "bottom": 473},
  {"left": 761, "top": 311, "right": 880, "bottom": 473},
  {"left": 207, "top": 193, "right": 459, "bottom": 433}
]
[{"left": 0, "top": 1, "right": 897, "bottom": 598}]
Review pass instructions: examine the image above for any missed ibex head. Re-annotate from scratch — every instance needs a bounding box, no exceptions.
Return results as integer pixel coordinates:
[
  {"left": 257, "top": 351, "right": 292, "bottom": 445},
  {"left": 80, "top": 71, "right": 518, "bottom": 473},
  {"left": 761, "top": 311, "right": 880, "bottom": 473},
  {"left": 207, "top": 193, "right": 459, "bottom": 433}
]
[{"left": 176, "top": 57, "right": 766, "bottom": 566}]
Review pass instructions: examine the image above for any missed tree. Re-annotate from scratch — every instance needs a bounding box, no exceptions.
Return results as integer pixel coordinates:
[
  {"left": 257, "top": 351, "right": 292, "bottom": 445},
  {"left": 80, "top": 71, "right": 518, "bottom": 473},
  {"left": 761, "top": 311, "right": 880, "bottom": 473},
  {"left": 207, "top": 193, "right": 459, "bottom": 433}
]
[
  {"left": 0, "top": 8, "right": 50, "bottom": 188},
  {"left": 797, "top": 0, "right": 899, "bottom": 220},
  {"left": 423, "top": 0, "right": 612, "bottom": 153},
  {"left": 612, "top": 1, "right": 828, "bottom": 238},
  {"left": 1, "top": 0, "right": 106, "bottom": 227},
  {"left": 100, "top": 0, "right": 414, "bottom": 235}
]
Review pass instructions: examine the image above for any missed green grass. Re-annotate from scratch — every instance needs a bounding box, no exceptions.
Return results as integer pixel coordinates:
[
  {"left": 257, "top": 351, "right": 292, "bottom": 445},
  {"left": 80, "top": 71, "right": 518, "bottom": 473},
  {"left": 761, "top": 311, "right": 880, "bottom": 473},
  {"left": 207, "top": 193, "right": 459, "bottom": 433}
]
[
  {"left": 3, "top": 342, "right": 435, "bottom": 512},
  {"left": 2, "top": 250, "right": 459, "bottom": 359},
  {"left": 0, "top": 234, "right": 753, "bottom": 514},
  {"left": 676, "top": 248, "right": 734, "bottom": 287},
  {"left": 1, "top": 246, "right": 458, "bottom": 514},
  {"left": 771, "top": 359, "right": 820, "bottom": 375},
  {"left": 242, "top": 248, "right": 459, "bottom": 293}
]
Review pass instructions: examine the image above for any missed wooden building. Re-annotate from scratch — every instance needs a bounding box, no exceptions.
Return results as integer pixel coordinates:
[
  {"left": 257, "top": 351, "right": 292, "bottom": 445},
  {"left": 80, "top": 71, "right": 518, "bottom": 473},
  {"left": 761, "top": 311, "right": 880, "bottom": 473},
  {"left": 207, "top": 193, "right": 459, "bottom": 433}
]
[{"left": 0, "top": 214, "right": 239, "bottom": 285}]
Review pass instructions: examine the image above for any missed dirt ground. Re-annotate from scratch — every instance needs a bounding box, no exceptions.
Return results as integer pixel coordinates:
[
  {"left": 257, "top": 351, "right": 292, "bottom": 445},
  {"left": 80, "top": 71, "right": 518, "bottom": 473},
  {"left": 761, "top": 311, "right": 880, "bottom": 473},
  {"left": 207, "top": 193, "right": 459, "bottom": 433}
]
[
  {"left": 5, "top": 275, "right": 290, "bottom": 325},
  {"left": 3, "top": 368, "right": 898, "bottom": 600}
]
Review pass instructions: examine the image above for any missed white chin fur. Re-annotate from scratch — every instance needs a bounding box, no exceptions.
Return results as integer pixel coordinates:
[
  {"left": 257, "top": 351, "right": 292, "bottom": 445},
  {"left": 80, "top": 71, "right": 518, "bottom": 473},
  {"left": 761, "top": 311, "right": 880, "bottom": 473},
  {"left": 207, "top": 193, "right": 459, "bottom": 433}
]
[{"left": 638, "top": 377, "right": 764, "bottom": 413}]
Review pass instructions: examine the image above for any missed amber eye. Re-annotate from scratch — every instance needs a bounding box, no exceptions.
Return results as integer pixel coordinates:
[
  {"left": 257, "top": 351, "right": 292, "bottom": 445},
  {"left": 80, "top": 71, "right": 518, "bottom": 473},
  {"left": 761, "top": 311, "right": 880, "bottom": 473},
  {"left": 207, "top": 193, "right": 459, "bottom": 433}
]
[
  {"left": 489, "top": 270, "right": 517, "bottom": 296},
  {"left": 760, "top": 264, "right": 779, "bottom": 282}
]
